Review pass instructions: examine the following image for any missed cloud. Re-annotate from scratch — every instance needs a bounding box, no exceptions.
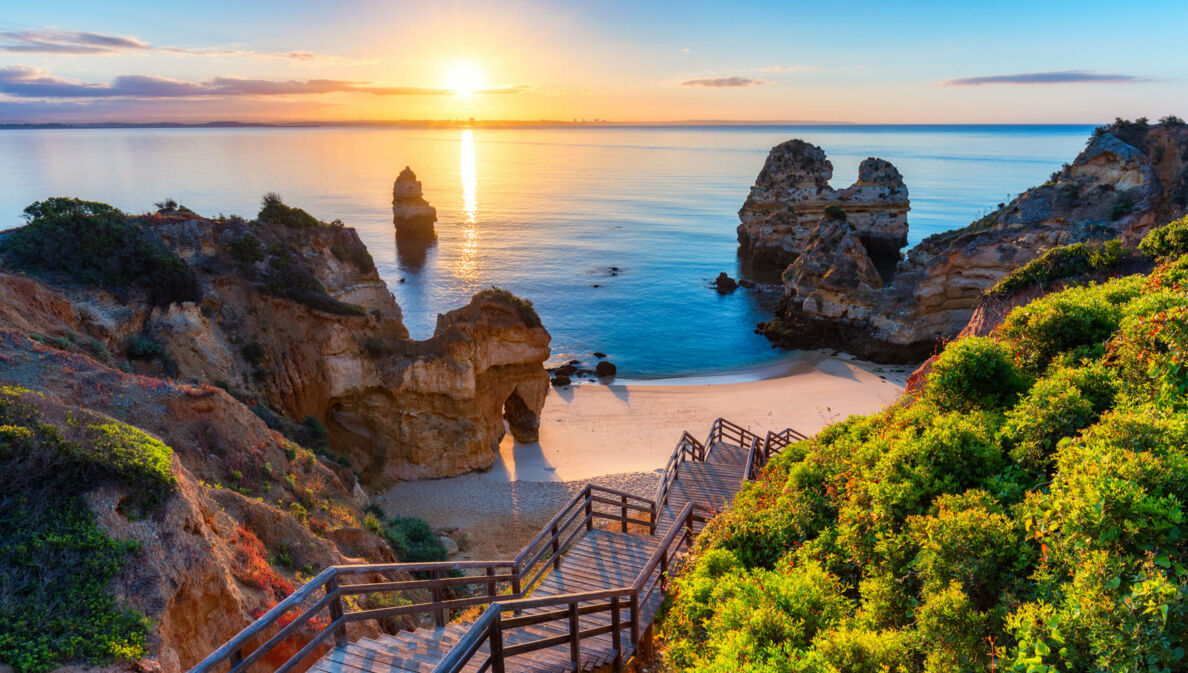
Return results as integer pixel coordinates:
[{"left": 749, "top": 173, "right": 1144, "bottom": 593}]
[
  {"left": 681, "top": 76, "right": 764, "bottom": 88},
  {"left": 0, "top": 28, "right": 365, "bottom": 63},
  {"left": 763, "top": 65, "right": 818, "bottom": 72},
  {"left": 944, "top": 70, "right": 1151, "bottom": 86},
  {"left": 0, "top": 66, "right": 527, "bottom": 98}
]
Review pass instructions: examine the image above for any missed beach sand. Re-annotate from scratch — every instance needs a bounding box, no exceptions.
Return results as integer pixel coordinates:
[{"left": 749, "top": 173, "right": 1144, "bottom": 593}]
[{"left": 375, "top": 350, "right": 911, "bottom": 558}]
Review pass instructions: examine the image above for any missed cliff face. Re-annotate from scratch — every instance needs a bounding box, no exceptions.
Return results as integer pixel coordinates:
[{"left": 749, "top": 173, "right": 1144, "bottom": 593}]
[
  {"left": 0, "top": 206, "right": 551, "bottom": 487},
  {"left": 392, "top": 166, "right": 437, "bottom": 240},
  {"left": 759, "top": 120, "right": 1188, "bottom": 362},
  {"left": 737, "top": 140, "right": 910, "bottom": 268}
]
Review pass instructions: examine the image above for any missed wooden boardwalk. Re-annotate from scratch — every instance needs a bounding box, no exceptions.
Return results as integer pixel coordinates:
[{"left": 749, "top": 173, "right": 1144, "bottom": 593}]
[{"left": 308, "top": 442, "right": 752, "bottom": 673}]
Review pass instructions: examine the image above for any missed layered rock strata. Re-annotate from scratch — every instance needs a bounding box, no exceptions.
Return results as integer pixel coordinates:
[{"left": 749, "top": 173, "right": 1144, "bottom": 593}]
[
  {"left": 737, "top": 140, "right": 910, "bottom": 269},
  {"left": 759, "top": 120, "right": 1188, "bottom": 362},
  {"left": 392, "top": 166, "right": 438, "bottom": 240}
]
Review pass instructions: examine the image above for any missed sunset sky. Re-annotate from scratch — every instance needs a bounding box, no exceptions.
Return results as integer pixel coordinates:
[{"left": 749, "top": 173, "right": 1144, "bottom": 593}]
[{"left": 1, "top": 0, "right": 1185, "bottom": 124}]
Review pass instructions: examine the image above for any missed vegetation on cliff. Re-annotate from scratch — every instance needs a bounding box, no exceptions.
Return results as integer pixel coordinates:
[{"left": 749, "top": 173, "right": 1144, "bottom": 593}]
[
  {"left": 662, "top": 217, "right": 1188, "bottom": 672},
  {"left": 0, "top": 198, "right": 201, "bottom": 306},
  {"left": 0, "top": 385, "right": 178, "bottom": 673}
]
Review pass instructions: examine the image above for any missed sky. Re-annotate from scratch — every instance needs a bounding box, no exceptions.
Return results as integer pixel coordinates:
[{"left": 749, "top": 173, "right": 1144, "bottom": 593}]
[{"left": 0, "top": 0, "right": 1185, "bottom": 124}]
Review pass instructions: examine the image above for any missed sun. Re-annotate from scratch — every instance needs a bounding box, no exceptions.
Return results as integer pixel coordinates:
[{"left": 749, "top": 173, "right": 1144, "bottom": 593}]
[{"left": 445, "top": 62, "right": 485, "bottom": 96}]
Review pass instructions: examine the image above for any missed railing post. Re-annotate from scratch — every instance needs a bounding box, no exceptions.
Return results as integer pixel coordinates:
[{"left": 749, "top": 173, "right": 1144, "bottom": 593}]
[
  {"left": 512, "top": 564, "right": 522, "bottom": 598},
  {"left": 229, "top": 648, "right": 243, "bottom": 672},
  {"left": 431, "top": 569, "right": 445, "bottom": 627},
  {"left": 685, "top": 509, "right": 695, "bottom": 547},
  {"left": 660, "top": 552, "right": 668, "bottom": 592},
  {"left": 620, "top": 494, "right": 628, "bottom": 533},
  {"left": 630, "top": 592, "right": 640, "bottom": 648},
  {"left": 551, "top": 522, "right": 561, "bottom": 569},
  {"left": 585, "top": 493, "right": 593, "bottom": 532},
  {"left": 325, "top": 574, "right": 348, "bottom": 648},
  {"left": 648, "top": 503, "right": 656, "bottom": 535},
  {"left": 568, "top": 601, "right": 581, "bottom": 668},
  {"left": 486, "top": 566, "right": 496, "bottom": 598},
  {"left": 490, "top": 611, "right": 506, "bottom": 673},
  {"left": 611, "top": 596, "right": 623, "bottom": 672}
]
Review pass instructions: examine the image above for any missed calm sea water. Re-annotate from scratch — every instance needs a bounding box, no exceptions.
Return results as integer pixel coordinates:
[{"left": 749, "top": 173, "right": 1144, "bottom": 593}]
[{"left": 0, "top": 125, "right": 1093, "bottom": 377}]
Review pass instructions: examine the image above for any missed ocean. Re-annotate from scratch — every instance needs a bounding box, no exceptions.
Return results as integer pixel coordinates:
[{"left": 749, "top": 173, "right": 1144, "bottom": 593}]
[{"left": 0, "top": 124, "right": 1094, "bottom": 377}]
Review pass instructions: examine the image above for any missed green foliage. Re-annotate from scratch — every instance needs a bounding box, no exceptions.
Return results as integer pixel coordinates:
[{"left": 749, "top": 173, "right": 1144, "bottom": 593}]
[
  {"left": 226, "top": 232, "right": 265, "bottom": 268},
  {"left": 380, "top": 516, "right": 447, "bottom": 563},
  {"left": 0, "top": 198, "right": 201, "bottom": 306},
  {"left": 1140, "top": 215, "right": 1188, "bottom": 259},
  {"left": 124, "top": 334, "right": 165, "bottom": 361},
  {"left": 998, "top": 282, "right": 1137, "bottom": 372},
  {"left": 257, "top": 193, "right": 321, "bottom": 229},
  {"left": 0, "top": 386, "right": 178, "bottom": 672},
  {"left": 824, "top": 204, "right": 847, "bottom": 221},
  {"left": 990, "top": 240, "right": 1137, "bottom": 296},
  {"left": 259, "top": 251, "right": 364, "bottom": 316},
  {"left": 661, "top": 231, "right": 1188, "bottom": 672},
  {"left": 924, "top": 336, "right": 1029, "bottom": 411},
  {"left": 475, "top": 287, "right": 543, "bottom": 328},
  {"left": 1110, "top": 194, "right": 1135, "bottom": 221}
]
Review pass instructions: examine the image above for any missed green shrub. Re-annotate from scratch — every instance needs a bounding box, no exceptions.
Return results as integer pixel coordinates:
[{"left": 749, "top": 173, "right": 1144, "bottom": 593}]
[
  {"left": 990, "top": 240, "right": 1136, "bottom": 296},
  {"left": 998, "top": 285, "right": 1125, "bottom": 372},
  {"left": 125, "top": 334, "right": 165, "bottom": 361},
  {"left": 226, "top": 233, "right": 265, "bottom": 268},
  {"left": 257, "top": 193, "right": 321, "bottom": 229},
  {"left": 380, "top": 516, "right": 447, "bottom": 562},
  {"left": 475, "top": 287, "right": 543, "bottom": 328},
  {"left": 924, "top": 337, "right": 1030, "bottom": 411},
  {"left": 0, "top": 386, "right": 177, "bottom": 672},
  {"left": 0, "top": 198, "right": 200, "bottom": 306},
  {"left": 913, "top": 583, "right": 989, "bottom": 673},
  {"left": 999, "top": 363, "right": 1117, "bottom": 471},
  {"left": 824, "top": 205, "right": 847, "bottom": 221},
  {"left": 1140, "top": 214, "right": 1188, "bottom": 259},
  {"left": 260, "top": 255, "right": 364, "bottom": 316}
]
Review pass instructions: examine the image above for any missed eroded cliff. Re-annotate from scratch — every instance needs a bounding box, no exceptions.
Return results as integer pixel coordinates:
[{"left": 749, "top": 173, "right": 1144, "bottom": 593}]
[{"left": 757, "top": 119, "right": 1188, "bottom": 362}]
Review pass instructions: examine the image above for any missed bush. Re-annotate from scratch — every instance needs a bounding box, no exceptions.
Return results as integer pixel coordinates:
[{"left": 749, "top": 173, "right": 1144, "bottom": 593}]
[
  {"left": 475, "top": 287, "right": 542, "bottom": 328},
  {"left": 924, "top": 337, "right": 1030, "bottom": 411},
  {"left": 824, "top": 205, "right": 847, "bottom": 221},
  {"left": 226, "top": 233, "right": 265, "bottom": 268},
  {"left": 999, "top": 364, "right": 1117, "bottom": 471},
  {"left": 990, "top": 240, "right": 1136, "bottom": 296},
  {"left": 1139, "top": 214, "right": 1188, "bottom": 259},
  {"left": 1, "top": 198, "right": 200, "bottom": 306},
  {"left": 257, "top": 193, "right": 322, "bottom": 229},
  {"left": 998, "top": 285, "right": 1125, "bottom": 372},
  {"left": 380, "top": 516, "right": 447, "bottom": 563},
  {"left": 125, "top": 334, "right": 165, "bottom": 361},
  {"left": 0, "top": 386, "right": 178, "bottom": 672}
]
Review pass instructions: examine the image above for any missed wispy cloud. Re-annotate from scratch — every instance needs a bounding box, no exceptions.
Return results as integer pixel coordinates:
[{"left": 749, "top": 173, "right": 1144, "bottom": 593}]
[
  {"left": 944, "top": 70, "right": 1151, "bottom": 86},
  {"left": 0, "top": 66, "right": 527, "bottom": 98},
  {"left": 681, "top": 76, "right": 764, "bottom": 88},
  {"left": 0, "top": 29, "right": 366, "bottom": 63}
]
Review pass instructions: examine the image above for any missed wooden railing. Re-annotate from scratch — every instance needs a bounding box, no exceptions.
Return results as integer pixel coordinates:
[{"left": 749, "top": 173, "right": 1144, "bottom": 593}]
[
  {"left": 653, "top": 417, "right": 762, "bottom": 512},
  {"left": 189, "top": 485, "right": 657, "bottom": 673},
  {"left": 743, "top": 427, "right": 810, "bottom": 480},
  {"left": 432, "top": 502, "right": 706, "bottom": 673},
  {"left": 189, "top": 418, "right": 770, "bottom": 673}
]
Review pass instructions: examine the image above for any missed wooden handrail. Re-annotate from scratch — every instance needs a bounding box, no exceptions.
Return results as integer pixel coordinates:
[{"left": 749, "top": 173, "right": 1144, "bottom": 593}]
[{"left": 190, "top": 419, "right": 790, "bottom": 673}]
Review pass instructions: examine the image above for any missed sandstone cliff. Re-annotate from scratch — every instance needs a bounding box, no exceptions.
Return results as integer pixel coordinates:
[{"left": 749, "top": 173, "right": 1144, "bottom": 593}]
[
  {"left": 758, "top": 119, "right": 1188, "bottom": 362},
  {"left": 737, "top": 139, "right": 910, "bottom": 269},
  {"left": 0, "top": 198, "right": 550, "bottom": 486}
]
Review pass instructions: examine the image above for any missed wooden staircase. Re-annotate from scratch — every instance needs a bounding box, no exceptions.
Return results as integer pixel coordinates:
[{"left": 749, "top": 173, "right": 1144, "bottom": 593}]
[{"left": 189, "top": 419, "right": 805, "bottom": 673}]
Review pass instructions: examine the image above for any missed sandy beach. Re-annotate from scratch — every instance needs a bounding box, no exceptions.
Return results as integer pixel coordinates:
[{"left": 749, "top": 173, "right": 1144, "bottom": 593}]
[{"left": 376, "top": 350, "right": 910, "bottom": 557}]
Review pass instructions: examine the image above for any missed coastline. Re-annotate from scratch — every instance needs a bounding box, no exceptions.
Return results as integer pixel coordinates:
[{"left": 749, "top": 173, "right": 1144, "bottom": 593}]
[{"left": 376, "top": 349, "right": 911, "bottom": 557}]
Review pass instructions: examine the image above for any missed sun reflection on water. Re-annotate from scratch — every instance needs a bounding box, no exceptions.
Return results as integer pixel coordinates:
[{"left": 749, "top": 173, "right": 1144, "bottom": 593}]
[{"left": 456, "top": 129, "right": 479, "bottom": 281}]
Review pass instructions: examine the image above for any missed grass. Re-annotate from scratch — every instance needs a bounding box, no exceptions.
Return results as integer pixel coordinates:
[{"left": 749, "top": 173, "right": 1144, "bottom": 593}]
[
  {"left": 0, "top": 385, "right": 178, "bottom": 672},
  {"left": 989, "top": 239, "right": 1141, "bottom": 296}
]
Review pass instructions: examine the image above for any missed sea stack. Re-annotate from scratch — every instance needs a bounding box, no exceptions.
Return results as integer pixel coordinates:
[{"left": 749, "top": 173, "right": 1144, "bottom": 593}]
[
  {"left": 392, "top": 166, "right": 437, "bottom": 240},
  {"left": 736, "top": 140, "right": 910, "bottom": 269}
]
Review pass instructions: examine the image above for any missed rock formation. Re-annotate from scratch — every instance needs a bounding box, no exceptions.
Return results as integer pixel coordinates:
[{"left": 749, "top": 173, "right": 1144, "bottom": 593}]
[
  {"left": 758, "top": 119, "right": 1188, "bottom": 362},
  {"left": 737, "top": 140, "right": 910, "bottom": 269},
  {"left": 0, "top": 199, "right": 550, "bottom": 486},
  {"left": 392, "top": 166, "right": 437, "bottom": 240}
]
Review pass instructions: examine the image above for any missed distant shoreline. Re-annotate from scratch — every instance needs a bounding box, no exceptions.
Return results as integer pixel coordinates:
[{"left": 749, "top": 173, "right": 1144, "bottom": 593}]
[{"left": 0, "top": 120, "right": 1101, "bottom": 131}]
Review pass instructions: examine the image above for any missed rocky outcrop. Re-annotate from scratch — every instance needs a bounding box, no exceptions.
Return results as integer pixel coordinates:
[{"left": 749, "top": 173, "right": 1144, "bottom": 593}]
[
  {"left": 760, "top": 120, "right": 1188, "bottom": 362},
  {"left": 737, "top": 140, "right": 910, "bottom": 269},
  {"left": 392, "top": 166, "right": 437, "bottom": 240},
  {"left": 0, "top": 204, "right": 551, "bottom": 487}
]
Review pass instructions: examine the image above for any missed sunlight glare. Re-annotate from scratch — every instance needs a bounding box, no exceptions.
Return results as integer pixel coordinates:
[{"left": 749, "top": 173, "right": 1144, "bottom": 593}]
[
  {"left": 456, "top": 129, "right": 479, "bottom": 281},
  {"left": 445, "top": 62, "right": 484, "bottom": 96}
]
